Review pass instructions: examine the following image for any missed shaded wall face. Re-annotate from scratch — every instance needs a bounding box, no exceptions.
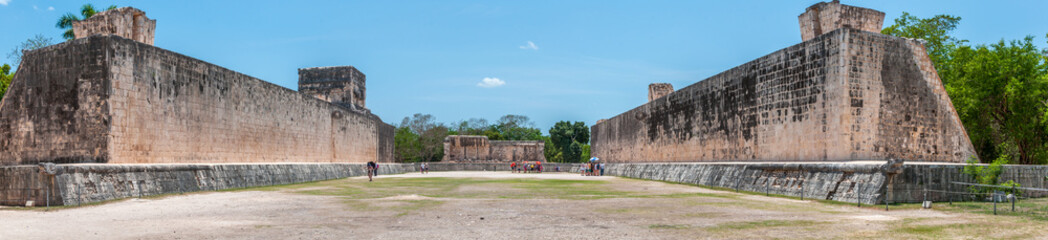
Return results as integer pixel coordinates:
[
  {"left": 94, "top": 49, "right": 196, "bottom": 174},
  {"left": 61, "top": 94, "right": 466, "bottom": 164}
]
[
  {"left": 0, "top": 36, "right": 394, "bottom": 165},
  {"left": 0, "top": 38, "right": 112, "bottom": 165},
  {"left": 591, "top": 29, "right": 974, "bottom": 163}
]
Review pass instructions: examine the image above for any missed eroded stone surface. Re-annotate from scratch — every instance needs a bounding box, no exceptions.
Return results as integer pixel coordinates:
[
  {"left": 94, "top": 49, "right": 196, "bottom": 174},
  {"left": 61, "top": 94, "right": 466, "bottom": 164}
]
[
  {"left": 648, "top": 83, "right": 673, "bottom": 102},
  {"left": 591, "top": 2, "right": 974, "bottom": 163},
  {"left": 73, "top": 7, "right": 155, "bottom": 45},
  {"left": 0, "top": 36, "right": 394, "bottom": 165}
]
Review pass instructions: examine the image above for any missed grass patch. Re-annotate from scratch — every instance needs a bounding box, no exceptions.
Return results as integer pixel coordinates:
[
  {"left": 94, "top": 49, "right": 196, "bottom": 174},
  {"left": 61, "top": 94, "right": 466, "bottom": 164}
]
[
  {"left": 649, "top": 224, "right": 691, "bottom": 229},
  {"left": 251, "top": 177, "right": 726, "bottom": 201},
  {"left": 706, "top": 220, "right": 820, "bottom": 231}
]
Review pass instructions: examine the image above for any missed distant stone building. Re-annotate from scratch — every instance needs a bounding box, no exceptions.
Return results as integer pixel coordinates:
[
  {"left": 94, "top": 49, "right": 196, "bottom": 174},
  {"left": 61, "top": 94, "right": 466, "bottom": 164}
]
[{"left": 442, "top": 135, "right": 545, "bottom": 163}]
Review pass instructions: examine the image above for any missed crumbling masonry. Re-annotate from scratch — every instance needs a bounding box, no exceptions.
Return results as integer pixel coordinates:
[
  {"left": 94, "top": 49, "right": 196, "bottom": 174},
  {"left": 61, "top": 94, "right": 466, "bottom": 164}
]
[{"left": 442, "top": 135, "right": 545, "bottom": 163}]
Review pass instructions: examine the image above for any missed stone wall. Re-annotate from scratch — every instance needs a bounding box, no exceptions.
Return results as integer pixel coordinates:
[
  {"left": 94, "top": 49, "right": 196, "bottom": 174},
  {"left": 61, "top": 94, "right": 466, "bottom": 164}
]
[
  {"left": 591, "top": 28, "right": 974, "bottom": 163},
  {"left": 648, "top": 83, "right": 673, "bottom": 102},
  {"left": 298, "top": 66, "right": 367, "bottom": 111},
  {"left": 0, "top": 35, "right": 394, "bottom": 165},
  {"left": 600, "top": 162, "right": 1047, "bottom": 204},
  {"left": 72, "top": 7, "right": 155, "bottom": 45},
  {"left": 0, "top": 163, "right": 415, "bottom": 206},
  {"left": 442, "top": 135, "right": 545, "bottom": 163}
]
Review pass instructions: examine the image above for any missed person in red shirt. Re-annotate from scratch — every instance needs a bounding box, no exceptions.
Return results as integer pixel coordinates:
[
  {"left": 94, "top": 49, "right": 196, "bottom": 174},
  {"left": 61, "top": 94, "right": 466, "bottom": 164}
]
[{"left": 510, "top": 162, "right": 517, "bottom": 173}]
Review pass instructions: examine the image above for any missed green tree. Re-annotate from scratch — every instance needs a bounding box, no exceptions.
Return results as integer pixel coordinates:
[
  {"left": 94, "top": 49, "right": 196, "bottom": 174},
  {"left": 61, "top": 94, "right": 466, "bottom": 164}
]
[
  {"left": 6, "top": 34, "right": 54, "bottom": 68},
  {"left": 397, "top": 113, "right": 449, "bottom": 162},
  {"left": 549, "top": 121, "right": 590, "bottom": 162},
  {"left": 494, "top": 114, "right": 543, "bottom": 140},
  {"left": 56, "top": 4, "right": 117, "bottom": 40},
  {"left": 0, "top": 64, "right": 13, "bottom": 100},
  {"left": 393, "top": 126, "right": 421, "bottom": 162},
  {"left": 884, "top": 13, "right": 1048, "bottom": 164},
  {"left": 948, "top": 37, "right": 1048, "bottom": 164},
  {"left": 542, "top": 136, "right": 561, "bottom": 162},
  {"left": 881, "top": 12, "right": 966, "bottom": 85}
]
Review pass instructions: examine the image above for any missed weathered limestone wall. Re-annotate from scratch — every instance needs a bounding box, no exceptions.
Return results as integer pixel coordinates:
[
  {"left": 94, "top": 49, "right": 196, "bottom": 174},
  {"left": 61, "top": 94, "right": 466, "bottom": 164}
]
[
  {"left": 0, "top": 163, "right": 415, "bottom": 206},
  {"left": 0, "top": 35, "right": 394, "bottom": 165},
  {"left": 442, "top": 135, "right": 546, "bottom": 163},
  {"left": 798, "top": 1, "right": 884, "bottom": 41},
  {"left": 591, "top": 28, "right": 974, "bottom": 163},
  {"left": 647, "top": 83, "right": 673, "bottom": 102},
  {"left": 298, "top": 66, "right": 367, "bottom": 111},
  {"left": 0, "top": 37, "right": 112, "bottom": 165},
  {"left": 72, "top": 7, "right": 155, "bottom": 45},
  {"left": 600, "top": 162, "right": 1047, "bottom": 204}
]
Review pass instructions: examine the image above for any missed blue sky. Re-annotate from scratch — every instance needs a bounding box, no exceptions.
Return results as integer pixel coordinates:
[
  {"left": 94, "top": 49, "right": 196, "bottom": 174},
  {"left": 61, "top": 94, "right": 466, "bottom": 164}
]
[{"left": 2, "top": 0, "right": 1046, "bottom": 132}]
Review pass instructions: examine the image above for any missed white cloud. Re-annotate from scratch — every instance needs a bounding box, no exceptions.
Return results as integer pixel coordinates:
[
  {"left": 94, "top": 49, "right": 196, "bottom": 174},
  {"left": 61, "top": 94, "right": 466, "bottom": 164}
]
[
  {"left": 48, "top": 6, "right": 54, "bottom": 11},
  {"left": 477, "top": 77, "right": 506, "bottom": 88},
  {"left": 0, "top": 0, "right": 10, "bottom": 6},
  {"left": 518, "top": 41, "right": 538, "bottom": 50}
]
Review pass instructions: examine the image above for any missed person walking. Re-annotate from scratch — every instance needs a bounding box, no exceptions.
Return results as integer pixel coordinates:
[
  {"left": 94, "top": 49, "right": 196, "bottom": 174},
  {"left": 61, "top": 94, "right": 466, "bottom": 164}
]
[
  {"left": 420, "top": 162, "right": 428, "bottom": 174},
  {"left": 366, "top": 161, "right": 377, "bottom": 182}
]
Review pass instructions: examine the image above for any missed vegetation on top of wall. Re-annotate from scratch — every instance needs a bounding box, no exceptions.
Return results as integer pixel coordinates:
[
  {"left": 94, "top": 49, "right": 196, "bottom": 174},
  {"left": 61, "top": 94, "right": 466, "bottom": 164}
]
[{"left": 56, "top": 4, "right": 117, "bottom": 40}]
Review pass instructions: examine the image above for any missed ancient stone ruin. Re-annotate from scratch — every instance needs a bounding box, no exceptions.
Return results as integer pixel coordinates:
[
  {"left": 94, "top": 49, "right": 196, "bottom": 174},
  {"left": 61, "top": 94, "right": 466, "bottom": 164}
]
[
  {"left": 0, "top": 7, "right": 397, "bottom": 206},
  {"left": 647, "top": 83, "right": 673, "bottom": 102},
  {"left": 72, "top": 7, "right": 156, "bottom": 45},
  {"left": 299, "top": 66, "right": 368, "bottom": 112},
  {"left": 591, "top": 1, "right": 976, "bottom": 163},
  {"left": 442, "top": 135, "right": 545, "bottom": 163}
]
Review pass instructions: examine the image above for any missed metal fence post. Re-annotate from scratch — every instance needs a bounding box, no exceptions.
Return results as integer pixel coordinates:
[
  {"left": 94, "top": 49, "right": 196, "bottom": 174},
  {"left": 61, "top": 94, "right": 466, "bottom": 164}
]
[
  {"left": 1012, "top": 185, "right": 1016, "bottom": 212},
  {"left": 993, "top": 192, "right": 998, "bottom": 215}
]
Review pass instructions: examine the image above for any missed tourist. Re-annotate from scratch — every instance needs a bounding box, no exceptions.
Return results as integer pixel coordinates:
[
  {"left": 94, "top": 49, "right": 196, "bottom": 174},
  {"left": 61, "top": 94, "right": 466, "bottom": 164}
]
[
  {"left": 420, "top": 162, "right": 427, "bottom": 174},
  {"left": 375, "top": 163, "right": 379, "bottom": 176},
  {"left": 511, "top": 161, "right": 517, "bottom": 173},
  {"left": 599, "top": 162, "right": 605, "bottom": 176},
  {"left": 366, "top": 161, "right": 377, "bottom": 182},
  {"left": 537, "top": 161, "right": 542, "bottom": 173}
]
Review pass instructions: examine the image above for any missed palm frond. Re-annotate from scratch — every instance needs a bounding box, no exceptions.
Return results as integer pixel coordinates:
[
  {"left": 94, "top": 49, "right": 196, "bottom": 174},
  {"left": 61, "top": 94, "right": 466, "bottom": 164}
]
[
  {"left": 106, "top": 5, "right": 117, "bottom": 11},
  {"left": 63, "top": 29, "right": 76, "bottom": 41},
  {"left": 55, "top": 13, "right": 79, "bottom": 28},
  {"left": 81, "top": 4, "right": 96, "bottom": 18}
]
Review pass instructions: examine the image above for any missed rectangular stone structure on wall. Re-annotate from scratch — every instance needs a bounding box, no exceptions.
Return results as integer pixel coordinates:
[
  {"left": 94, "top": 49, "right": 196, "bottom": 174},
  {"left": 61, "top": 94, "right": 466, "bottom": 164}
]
[
  {"left": 72, "top": 7, "right": 155, "bottom": 45},
  {"left": 442, "top": 135, "right": 545, "bottom": 163},
  {"left": 591, "top": 28, "right": 975, "bottom": 163},
  {"left": 0, "top": 35, "right": 394, "bottom": 165},
  {"left": 298, "top": 66, "right": 367, "bottom": 111}
]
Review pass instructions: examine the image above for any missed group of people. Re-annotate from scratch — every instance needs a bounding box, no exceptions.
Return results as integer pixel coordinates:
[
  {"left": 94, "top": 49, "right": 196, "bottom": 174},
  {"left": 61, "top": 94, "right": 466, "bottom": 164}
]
[
  {"left": 510, "top": 161, "right": 543, "bottom": 173},
  {"left": 581, "top": 157, "right": 605, "bottom": 176}
]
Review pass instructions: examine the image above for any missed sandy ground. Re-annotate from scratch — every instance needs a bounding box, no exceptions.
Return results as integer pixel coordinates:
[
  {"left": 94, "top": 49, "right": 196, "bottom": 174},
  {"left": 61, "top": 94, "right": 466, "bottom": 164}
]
[{"left": 0, "top": 171, "right": 1044, "bottom": 239}]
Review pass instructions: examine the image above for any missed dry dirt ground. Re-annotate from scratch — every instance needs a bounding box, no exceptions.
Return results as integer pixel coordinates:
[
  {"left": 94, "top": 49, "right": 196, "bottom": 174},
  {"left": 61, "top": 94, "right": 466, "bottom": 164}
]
[{"left": 1, "top": 171, "right": 1046, "bottom": 239}]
